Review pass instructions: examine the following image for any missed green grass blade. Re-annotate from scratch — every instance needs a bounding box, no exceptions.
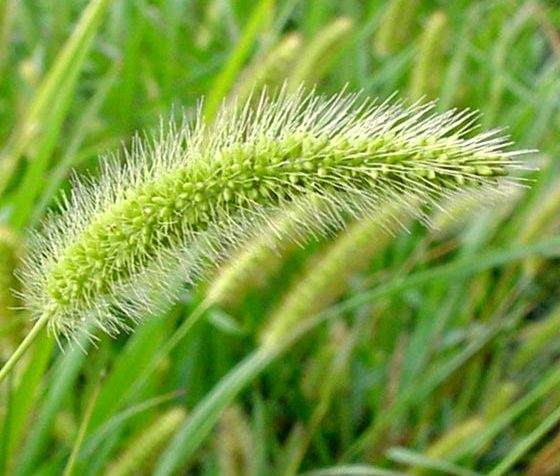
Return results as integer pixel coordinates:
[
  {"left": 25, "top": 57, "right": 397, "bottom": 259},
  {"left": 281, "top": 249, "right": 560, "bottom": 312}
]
[
  {"left": 386, "top": 447, "right": 482, "bottom": 476},
  {"left": 298, "top": 465, "right": 406, "bottom": 476},
  {"left": 62, "top": 375, "right": 102, "bottom": 476},
  {"left": 88, "top": 313, "right": 170, "bottom": 431}
]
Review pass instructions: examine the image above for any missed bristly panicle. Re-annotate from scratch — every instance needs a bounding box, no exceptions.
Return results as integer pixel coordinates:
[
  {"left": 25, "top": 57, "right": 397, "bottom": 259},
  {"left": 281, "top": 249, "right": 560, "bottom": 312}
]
[{"left": 20, "top": 87, "right": 528, "bottom": 342}]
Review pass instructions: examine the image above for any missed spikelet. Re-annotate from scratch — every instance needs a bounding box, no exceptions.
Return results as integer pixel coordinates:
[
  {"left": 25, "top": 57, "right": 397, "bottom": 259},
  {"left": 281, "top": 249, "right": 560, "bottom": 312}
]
[
  {"left": 0, "top": 226, "right": 23, "bottom": 357},
  {"left": 21, "top": 87, "right": 525, "bottom": 341},
  {"left": 103, "top": 407, "right": 186, "bottom": 476},
  {"left": 409, "top": 11, "right": 449, "bottom": 101},
  {"left": 373, "top": 0, "right": 420, "bottom": 57},
  {"left": 288, "top": 17, "right": 354, "bottom": 89},
  {"left": 259, "top": 201, "right": 415, "bottom": 348}
]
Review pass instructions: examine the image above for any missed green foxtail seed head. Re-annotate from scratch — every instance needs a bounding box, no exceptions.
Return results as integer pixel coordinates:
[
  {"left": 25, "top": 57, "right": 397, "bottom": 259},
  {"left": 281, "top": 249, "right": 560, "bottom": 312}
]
[
  {"left": 410, "top": 10, "right": 448, "bottom": 99},
  {"left": 409, "top": 10, "right": 449, "bottom": 101},
  {"left": 104, "top": 407, "right": 186, "bottom": 476},
  {"left": 215, "top": 406, "right": 253, "bottom": 476},
  {"left": 287, "top": 17, "right": 354, "bottom": 90},
  {"left": 205, "top": 204, "right": 316, "bottom": 309},
  {"left": 229, "top": 32, "right": 302, "bottom": 108},
  {"left": 259, "top": 201, "right": 413, "bottom": 348},
  {"left": 301, "top": 320, "right": 351, "bottom": 401},
  {"left": 21, "top": 87, "right": 527, "bottom": 341},
  {"left": 373, "top": 0, "right": 420, "bottom": 56}
]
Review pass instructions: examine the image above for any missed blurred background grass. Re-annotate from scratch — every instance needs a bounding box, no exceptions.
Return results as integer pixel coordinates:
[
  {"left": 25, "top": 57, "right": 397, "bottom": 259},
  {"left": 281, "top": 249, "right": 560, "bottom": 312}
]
[{"left": 1, "top": 0, "right": 560, "bottom": 474}]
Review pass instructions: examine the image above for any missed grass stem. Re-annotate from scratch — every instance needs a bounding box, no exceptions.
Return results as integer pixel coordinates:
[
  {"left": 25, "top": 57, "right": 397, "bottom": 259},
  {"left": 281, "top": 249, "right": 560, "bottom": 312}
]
[{"left": 0, "top": 311, "right": 51, "bottom": 384}]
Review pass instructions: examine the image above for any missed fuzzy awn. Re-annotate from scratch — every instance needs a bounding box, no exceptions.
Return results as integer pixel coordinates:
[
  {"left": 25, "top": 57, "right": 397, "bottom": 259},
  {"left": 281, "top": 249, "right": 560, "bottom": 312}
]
[{"left": 0, "top": 88, "right": 526, "bottom": 381}]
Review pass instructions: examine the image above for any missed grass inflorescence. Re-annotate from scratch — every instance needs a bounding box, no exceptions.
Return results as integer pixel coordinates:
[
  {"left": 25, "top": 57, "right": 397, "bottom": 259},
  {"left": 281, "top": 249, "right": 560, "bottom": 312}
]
[
  {"left": 410, "top": 10, "right": 449, "bottom": 101},
  {"left": 21, "top": 88, "right": 525, "bottom": 341},
  {"left": 229, "top": 32, "right": 302, "bottom": 107},
  {"left": 374, "top": 0, "right": 420, "bottom": 57},
  {"left": 104, "top": 407, "right": 186, "bottom": 476},
  {"left": 287, "top": 17, "right": 354, "bottom": 90},
  {"left": 260, "top": 202, "right": 413, "bottom": 347},
  {"left": 206, "top": 204, "right": 314, "bottom": 310}
]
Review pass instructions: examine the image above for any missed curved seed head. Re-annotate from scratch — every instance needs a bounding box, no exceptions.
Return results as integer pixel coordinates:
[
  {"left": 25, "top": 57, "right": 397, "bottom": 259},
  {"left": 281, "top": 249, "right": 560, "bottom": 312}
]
[{"left": 20, "top": 88, "right": 528, "bottom": 341}]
